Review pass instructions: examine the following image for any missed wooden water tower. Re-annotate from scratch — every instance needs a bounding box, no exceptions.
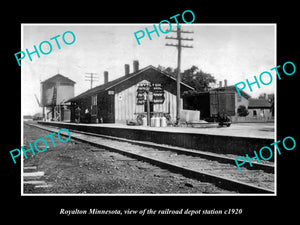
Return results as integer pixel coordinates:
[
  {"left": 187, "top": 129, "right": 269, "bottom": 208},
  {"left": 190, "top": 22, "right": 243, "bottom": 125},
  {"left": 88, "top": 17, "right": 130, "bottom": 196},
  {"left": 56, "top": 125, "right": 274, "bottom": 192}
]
[{"left": 41, "top": 74, "right": 75, "bottom": 121}]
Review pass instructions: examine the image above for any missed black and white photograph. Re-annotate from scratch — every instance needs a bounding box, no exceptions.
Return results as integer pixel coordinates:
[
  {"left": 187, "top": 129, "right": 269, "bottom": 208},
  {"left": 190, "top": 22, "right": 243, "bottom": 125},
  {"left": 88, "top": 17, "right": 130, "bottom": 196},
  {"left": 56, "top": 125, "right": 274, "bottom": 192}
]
[
  {"left": 4, "top": 5, "right": 298, "bottom": 221},
  {"left": 21, "top": 24, "right": 276, "bottom": 195}
]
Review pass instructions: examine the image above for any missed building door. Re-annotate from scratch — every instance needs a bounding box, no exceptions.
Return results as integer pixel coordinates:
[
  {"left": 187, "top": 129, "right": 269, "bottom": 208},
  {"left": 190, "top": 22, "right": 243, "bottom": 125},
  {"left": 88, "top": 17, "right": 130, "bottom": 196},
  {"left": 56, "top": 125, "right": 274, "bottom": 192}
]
[
  {"left": 106, "top": 94, "right": 115, "bottom": 123},
  {"left": 97, "top": 94, "right": 115, "bottom": 123}
]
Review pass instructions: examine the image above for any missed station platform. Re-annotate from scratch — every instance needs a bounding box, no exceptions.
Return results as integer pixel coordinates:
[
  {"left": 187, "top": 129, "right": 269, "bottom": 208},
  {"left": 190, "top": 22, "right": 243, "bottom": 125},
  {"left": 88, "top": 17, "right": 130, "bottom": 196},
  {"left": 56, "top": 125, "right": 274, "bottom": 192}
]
[{"left": 37, "top": 121, "right": 275, "bottom": 155}]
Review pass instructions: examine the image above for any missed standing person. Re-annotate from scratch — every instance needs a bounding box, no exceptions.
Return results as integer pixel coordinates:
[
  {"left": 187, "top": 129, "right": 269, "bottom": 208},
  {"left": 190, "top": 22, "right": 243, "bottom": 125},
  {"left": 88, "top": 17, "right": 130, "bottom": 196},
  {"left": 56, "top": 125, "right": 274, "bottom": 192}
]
[
  {"left": 85, "top": 109, "right": 91, "bottom": 123},
  {"left": 75, "top": 106, "right": 81, "bottom": 123}
]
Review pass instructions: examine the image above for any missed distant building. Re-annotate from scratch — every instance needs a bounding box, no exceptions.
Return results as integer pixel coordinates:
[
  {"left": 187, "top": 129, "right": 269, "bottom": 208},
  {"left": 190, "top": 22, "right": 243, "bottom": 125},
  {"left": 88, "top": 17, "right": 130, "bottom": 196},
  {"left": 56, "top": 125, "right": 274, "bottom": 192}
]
[
  {"left": 248, "top": 98, "right": 272, "bottom": 120},
  {"left": 23, "top": 115, "right": 33, "bottom": 121},
  {"left": 33, "top": 113, "right": 43, "bottom": 120}
]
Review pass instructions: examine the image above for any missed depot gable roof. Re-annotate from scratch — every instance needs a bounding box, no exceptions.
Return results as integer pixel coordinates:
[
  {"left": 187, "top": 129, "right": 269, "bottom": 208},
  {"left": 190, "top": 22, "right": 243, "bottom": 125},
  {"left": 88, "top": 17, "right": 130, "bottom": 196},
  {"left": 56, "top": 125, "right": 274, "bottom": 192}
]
[{"left": 67, "top": 65, "right": 194, "bottom": 102}]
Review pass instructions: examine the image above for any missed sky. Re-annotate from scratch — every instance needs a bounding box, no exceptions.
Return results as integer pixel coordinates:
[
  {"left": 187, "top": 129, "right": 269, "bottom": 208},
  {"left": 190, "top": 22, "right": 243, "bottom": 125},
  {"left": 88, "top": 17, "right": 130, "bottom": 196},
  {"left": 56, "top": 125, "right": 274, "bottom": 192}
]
[{"left": 21, "top": 24, "right": 276, "bottom": 115}]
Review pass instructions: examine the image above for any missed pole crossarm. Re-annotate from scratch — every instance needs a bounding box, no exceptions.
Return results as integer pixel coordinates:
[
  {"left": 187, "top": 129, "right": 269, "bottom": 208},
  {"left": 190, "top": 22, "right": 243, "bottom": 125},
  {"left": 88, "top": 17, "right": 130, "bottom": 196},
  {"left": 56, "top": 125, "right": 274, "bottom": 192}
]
[
  {"left": 165, "top": 43, "right": 179, "bottom": 47},
  {"left": 165, "top": 43, "right": 193, "bottom": 48},
  {"left": 165, "top": 36, "right": 179, "bottom": 40},
  {"left": 85, "top": 72, "right": 99, "bottom": 89},
  {"left": 168, "top": 30, "right": 194, "bottom": 33},
  {"left": 180, "top": 38, "right": 194, "bottom": 41},
  {"left": 165, "top": 36, "right": 194, "bottom": 41}
]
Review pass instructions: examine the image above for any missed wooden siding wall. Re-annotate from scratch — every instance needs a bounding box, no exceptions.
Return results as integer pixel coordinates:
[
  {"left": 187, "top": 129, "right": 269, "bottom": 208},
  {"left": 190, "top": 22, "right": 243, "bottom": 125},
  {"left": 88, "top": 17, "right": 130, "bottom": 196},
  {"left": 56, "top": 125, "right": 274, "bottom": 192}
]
[
  {"left": 209, "top": 92, "right": 236, "bottom": 116},
  {"left": 114, "top": 80, "right": 182, "bottom": 123},
  {"left": 57, "top": 85, "right": 74, "bottom": 104},
  {"left": 41, "top": 83, "right": 74, "bottom": 106}
]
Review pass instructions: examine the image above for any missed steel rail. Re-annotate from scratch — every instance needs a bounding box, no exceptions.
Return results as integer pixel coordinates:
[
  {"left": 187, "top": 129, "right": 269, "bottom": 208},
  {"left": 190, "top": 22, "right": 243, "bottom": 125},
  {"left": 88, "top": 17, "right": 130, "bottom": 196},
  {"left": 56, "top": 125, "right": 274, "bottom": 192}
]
[{"left": 25, "top": 123, "right": 274, "bottom": 194}]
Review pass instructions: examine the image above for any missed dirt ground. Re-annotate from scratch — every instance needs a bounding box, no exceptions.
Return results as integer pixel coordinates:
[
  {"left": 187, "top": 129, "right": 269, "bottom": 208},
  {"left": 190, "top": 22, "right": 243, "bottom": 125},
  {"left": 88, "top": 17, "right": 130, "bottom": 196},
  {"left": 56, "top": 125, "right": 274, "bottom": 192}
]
[{"left": 23, "top": 123, "right": 233, "bottom": 194}]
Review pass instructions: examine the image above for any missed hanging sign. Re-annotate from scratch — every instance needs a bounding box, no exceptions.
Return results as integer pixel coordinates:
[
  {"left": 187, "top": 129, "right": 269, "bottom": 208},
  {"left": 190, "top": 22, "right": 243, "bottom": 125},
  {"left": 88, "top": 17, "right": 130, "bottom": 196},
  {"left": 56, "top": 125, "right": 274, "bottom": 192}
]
[
  {"left": 151, "top": 83, "right": 165, "bottom": 104},
  {"left": 136, "top": 83, "right": 165, "bottom": 105}
]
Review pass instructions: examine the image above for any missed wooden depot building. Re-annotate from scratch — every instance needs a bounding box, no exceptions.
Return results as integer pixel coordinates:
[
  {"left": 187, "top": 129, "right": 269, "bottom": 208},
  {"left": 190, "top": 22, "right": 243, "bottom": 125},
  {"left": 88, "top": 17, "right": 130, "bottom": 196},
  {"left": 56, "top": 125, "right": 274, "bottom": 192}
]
[{"left": 67, "top": 60, "right": 194, "bottom": 124}]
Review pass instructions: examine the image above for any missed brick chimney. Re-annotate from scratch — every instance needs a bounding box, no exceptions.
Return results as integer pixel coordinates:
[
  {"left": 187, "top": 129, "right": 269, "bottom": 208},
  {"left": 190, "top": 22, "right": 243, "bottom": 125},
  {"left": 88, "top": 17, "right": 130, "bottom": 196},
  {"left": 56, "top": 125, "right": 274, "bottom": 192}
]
[
  {"left": 219, "top": 81, "right": 222, "bottom": 87},
  {"left": 104, "top": 71, "right": 108, "bottom": 84},
  {"left": 133, "top": 60, "right": 139, "bottom": 73},
  {"left": 224, "top": 79, "right": 227, "bottom": 87},
  {"left": 125, "top": 64, "right": 130, "bottom": 76}
]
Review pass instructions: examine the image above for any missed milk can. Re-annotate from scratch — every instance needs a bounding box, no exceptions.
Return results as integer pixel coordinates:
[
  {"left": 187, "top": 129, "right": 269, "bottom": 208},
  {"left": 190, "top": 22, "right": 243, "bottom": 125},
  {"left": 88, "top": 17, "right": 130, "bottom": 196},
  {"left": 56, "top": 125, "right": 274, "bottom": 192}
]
[
  {"left": 160, "top": 115, "right": 167, "bottom": 127},
  {"left": 142, "top": 116, "right": 147, "bottom": 126},
  {"left": 150, "top": 115, "right": 155, "bottom": 127},
  {"left": 154, "top": 115, "right": 160, "bottom": 127}
]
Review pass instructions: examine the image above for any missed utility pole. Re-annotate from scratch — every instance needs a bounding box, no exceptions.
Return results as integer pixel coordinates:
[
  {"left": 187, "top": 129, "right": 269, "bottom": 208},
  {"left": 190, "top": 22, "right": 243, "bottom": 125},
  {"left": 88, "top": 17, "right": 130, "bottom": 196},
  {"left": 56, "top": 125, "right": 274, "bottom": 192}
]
[
  {"left": 85, "top": 73, "right": 99, "bottom": 89},
  {"left": 165, "top": 27, "right": 193, "bottom": 125}
]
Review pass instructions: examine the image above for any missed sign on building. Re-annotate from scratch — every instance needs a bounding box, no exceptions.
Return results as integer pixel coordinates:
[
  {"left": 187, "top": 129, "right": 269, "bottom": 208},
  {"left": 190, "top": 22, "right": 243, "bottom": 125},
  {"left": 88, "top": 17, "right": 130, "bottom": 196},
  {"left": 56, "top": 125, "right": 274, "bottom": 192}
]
[{"left": 137, "top": 83, "right": 165, "bottom": 105}]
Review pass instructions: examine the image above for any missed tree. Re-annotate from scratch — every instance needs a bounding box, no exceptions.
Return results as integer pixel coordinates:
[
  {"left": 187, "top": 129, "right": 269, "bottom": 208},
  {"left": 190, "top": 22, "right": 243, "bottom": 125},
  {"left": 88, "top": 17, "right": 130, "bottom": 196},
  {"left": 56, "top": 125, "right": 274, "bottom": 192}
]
[
  {"left": 237, "top": 105, "right": 249, "bottom": 117},
  {"left": 159, "top": 65, "right": 216, "bottom": 92}
]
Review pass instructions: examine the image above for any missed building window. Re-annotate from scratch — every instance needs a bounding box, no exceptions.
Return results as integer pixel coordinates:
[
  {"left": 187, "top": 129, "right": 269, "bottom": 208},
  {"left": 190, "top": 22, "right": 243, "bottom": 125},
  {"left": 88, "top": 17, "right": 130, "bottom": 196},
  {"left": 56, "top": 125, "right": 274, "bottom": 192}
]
[
  {"left": 91, "top": 95, "right": 97, "bottom": 115},
  {"left": 253, "top": 110, "right": 257, "bottom": 116},
  {"left": 92, "top": 95, "right": 97, "bottom": 105}
]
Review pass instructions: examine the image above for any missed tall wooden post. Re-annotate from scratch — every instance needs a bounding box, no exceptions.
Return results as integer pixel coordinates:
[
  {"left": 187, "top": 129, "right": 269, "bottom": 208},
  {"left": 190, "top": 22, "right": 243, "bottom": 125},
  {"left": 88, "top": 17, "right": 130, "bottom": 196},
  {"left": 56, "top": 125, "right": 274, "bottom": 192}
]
[
  {"left": 166, "top": 27, "right": 193, "bottom": 125},
  {"left": 147, "top": 92, "right": 150, "bottom": 126},
  {"left": 176, "top": 28, "right": 182, "bottom": 125}
]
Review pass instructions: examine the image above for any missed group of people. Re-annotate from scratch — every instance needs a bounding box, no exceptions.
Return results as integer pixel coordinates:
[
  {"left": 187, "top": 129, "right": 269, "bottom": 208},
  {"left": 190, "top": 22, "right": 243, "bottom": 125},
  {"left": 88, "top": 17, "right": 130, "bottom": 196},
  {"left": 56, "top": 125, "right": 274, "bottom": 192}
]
[{"left": 75, "top": 106, "right": 91, "bottom": 123}]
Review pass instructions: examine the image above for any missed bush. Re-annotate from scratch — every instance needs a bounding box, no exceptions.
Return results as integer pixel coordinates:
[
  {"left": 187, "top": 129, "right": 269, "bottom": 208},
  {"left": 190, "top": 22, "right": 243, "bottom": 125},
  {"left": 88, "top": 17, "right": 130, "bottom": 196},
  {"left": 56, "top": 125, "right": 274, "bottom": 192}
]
[{"left": 237, "top": 105, "right": 249, "bottom": 117}]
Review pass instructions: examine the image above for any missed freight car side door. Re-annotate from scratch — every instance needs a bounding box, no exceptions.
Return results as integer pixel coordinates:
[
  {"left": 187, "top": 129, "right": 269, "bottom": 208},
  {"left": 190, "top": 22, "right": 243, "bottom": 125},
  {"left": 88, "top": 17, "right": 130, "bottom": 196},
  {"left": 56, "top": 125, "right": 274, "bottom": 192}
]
[
  {"left": 209, "top": 91, "right": 235, "bottom": 117},
  {"left": 223, "top": 92, "right": 235, "bottom": 116},
  {"left": 209, "top": 92, "right": 219, "bottom": 117}
]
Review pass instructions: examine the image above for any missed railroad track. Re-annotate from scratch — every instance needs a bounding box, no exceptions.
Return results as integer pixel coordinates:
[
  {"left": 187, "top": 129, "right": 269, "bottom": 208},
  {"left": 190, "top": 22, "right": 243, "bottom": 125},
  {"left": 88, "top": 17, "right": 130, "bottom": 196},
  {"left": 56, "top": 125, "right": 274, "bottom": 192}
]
[{"left": 25, "top": 123, "right": 275, "bottom": 194}]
